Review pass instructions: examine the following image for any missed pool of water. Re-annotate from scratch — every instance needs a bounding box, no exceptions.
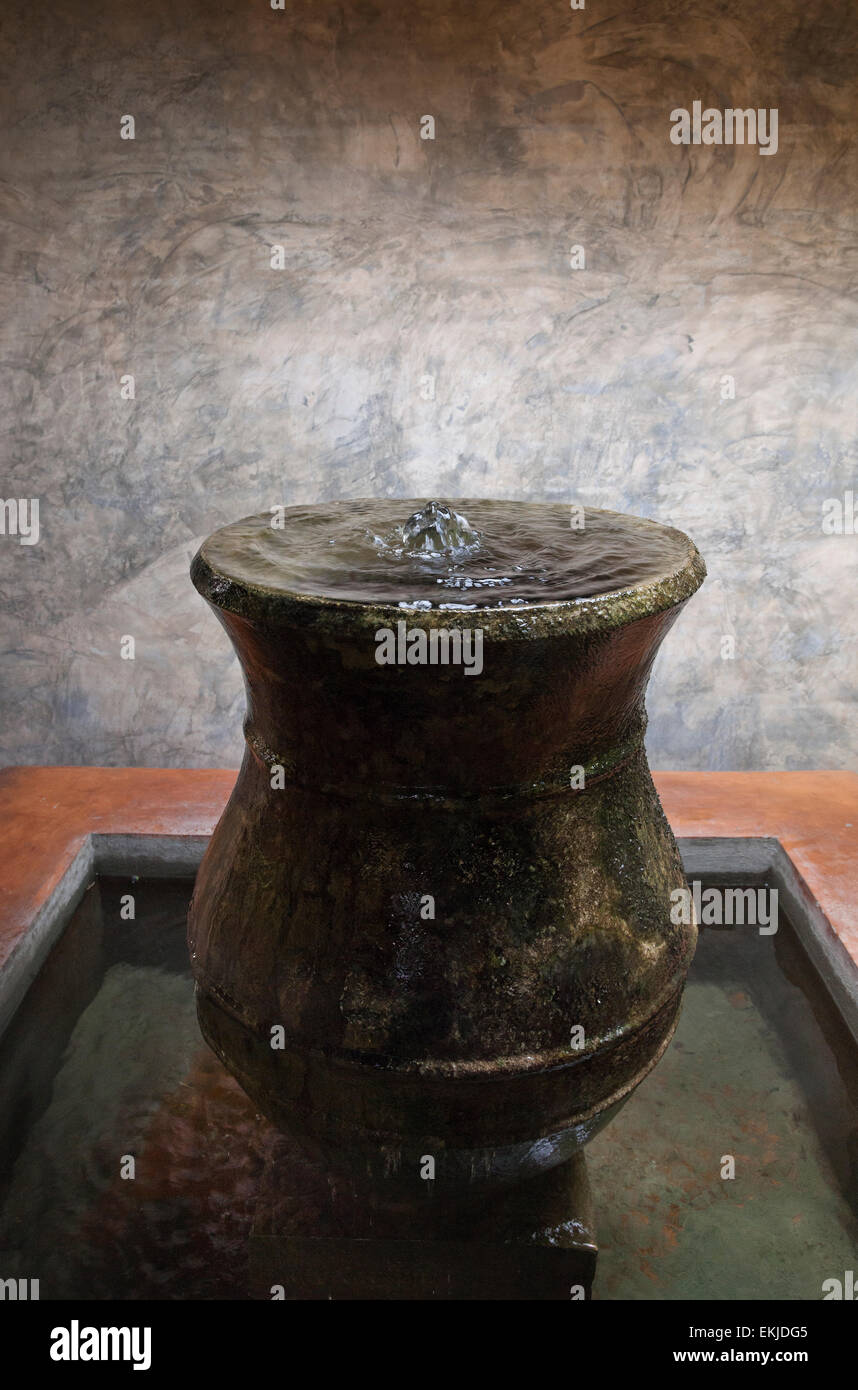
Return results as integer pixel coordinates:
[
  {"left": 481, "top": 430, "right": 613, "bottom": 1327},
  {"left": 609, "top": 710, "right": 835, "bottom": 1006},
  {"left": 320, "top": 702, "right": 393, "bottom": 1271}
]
[
  {"left": 196, "top": 500, "right": 696, "bottom": 608},
  {"left": 0, "top": 873, "right": 855, "bottom": 1300}
]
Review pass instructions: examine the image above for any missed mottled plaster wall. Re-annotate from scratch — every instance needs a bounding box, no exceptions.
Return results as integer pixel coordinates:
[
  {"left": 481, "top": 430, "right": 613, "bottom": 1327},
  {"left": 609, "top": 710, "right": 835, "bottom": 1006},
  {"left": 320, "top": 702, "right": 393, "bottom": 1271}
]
[{"left": 1, "top": 0, "right": 856, "bottom": 770}]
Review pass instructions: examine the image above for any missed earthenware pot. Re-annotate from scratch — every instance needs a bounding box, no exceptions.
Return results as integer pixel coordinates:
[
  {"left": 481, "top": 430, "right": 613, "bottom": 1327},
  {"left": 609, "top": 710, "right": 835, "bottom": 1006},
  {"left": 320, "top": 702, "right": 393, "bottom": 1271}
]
[{"left": 187, "top": 502, "right": 705, "bottom": 1202}]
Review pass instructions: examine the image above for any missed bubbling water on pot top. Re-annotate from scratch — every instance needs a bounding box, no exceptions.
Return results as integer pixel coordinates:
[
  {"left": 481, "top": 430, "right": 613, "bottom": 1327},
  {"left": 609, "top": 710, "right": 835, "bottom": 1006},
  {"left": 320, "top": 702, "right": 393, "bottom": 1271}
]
[{"left": 201, "top": 499, "right": 691, "bottom": 609}]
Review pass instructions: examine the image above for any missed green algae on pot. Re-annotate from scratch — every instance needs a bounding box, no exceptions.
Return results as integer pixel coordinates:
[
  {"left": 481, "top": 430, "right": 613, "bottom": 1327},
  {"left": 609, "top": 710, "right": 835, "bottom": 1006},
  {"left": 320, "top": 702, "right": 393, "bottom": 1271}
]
[{"left": 188, "top": 500, "right": 705, "bottom": 1200}]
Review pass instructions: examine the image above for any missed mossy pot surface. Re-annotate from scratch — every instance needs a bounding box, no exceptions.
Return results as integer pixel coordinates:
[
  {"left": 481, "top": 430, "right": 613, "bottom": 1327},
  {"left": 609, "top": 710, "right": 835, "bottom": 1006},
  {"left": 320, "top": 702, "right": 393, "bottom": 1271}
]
[{"left": 188, "top": 501, "right": 705, "bottom": 1201}]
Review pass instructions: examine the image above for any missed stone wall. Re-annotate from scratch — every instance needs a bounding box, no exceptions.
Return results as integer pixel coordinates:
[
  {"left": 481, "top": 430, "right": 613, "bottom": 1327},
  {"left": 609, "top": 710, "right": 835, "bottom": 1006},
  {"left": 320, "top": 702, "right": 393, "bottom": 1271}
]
[{"left": 1, "top": 0, "right": 855, "bottom": 769}]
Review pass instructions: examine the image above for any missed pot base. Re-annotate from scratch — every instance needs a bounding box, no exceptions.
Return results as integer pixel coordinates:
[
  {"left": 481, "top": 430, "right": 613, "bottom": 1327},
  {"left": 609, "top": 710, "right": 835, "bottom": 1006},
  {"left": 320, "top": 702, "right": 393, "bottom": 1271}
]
[
  {"left": 248, "top": 1143, "right": 597, "bottom": 1300},
  {"left": 196, "top": 981, "right": 681, "bottom": 1203}
]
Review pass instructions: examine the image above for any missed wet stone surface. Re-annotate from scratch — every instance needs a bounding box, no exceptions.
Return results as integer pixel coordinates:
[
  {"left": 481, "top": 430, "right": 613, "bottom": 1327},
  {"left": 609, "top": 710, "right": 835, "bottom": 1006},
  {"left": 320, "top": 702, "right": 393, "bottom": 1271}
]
[{"left": 197, "top": 499, "right": 698, "bottom": 609}]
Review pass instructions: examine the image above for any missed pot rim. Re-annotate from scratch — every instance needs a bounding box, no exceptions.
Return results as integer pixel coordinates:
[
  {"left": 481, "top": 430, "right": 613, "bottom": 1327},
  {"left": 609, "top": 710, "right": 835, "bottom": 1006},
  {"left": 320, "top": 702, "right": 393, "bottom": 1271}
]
[{"left": 191, "top": 502, "right": 706, "bottom": 637}]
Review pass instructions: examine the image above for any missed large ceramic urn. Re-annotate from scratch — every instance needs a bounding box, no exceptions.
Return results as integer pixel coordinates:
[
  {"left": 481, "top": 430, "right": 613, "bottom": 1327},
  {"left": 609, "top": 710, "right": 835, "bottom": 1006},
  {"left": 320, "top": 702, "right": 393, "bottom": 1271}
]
[{"left": 188, "top": 500, "right": 705, "bottom": 1202}]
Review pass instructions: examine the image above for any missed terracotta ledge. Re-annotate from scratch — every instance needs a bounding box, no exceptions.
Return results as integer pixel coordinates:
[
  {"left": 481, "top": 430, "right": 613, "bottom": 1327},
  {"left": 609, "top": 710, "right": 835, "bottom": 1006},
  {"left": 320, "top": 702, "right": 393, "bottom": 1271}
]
[{"left": 0, "top": 764, "right": 856, "bottom": 990}]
